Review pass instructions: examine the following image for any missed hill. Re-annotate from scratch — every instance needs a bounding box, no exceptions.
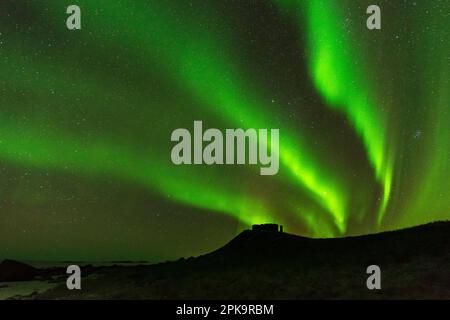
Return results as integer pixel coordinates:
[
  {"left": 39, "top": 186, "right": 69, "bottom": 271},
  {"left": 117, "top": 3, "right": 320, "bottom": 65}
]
[{"left": 11, "top": 221, "right": 450, "bottom": 299}]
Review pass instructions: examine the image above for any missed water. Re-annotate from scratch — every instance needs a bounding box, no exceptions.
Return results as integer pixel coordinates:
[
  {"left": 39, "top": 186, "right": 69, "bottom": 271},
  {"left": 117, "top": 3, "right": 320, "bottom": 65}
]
[
  {"left": 0, "top": 280, "right": 59, "bottom": 300},
  {"left": 0, "top": 260, "right": 151, "bottom": 299}
]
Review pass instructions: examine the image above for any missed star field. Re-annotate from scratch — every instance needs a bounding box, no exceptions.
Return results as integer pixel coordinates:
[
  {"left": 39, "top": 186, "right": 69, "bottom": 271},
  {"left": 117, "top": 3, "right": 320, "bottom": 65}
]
[{"left": 0, "top": 0, "right": 448, "bottom": 261}]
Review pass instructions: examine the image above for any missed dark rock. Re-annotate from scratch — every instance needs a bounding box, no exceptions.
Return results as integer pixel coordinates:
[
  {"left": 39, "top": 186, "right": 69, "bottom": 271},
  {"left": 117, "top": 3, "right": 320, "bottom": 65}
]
[{"left": 0, "top": 259, "right": 39, "bottom": 282}]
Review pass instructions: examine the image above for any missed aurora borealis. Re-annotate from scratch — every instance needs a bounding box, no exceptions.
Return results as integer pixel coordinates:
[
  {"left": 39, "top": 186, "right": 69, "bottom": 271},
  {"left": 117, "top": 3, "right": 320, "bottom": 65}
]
[{"left": 0, "top": 0, "right": 448, "bottom": 261}]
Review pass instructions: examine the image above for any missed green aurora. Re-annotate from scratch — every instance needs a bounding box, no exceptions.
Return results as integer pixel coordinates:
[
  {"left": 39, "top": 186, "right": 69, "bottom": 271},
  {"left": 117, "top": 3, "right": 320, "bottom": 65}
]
[{"left": 0, "top": 0, "right": 448, "bottom": 261}]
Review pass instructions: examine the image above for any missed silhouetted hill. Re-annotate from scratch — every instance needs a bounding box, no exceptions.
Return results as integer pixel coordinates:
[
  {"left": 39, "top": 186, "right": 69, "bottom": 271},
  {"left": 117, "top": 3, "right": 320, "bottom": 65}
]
[
  {"left": 15, "top": 221, "right": 450, "bottom": 299},
  {"left": 0, "top": 260, "right": 39, "bottom": 282},
  {"left": 200, "top": 221, "right": 450, "bottom": 265}
]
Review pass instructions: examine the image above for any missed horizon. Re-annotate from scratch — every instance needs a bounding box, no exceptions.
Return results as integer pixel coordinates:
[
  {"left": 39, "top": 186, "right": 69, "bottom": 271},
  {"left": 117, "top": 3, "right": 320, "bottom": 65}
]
[{"left": 2, "top": 220, "right": 448, "bottom": 263}]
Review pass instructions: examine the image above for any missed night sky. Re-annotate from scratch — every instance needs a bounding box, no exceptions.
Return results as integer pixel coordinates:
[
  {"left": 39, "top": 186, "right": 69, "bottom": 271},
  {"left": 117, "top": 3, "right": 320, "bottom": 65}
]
[{"left": 0, "top": 0, "right": 448, "bottom": 261}]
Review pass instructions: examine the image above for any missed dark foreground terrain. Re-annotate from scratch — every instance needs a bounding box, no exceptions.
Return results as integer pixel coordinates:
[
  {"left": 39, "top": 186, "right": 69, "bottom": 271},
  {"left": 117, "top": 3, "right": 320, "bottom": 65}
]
[{"left": 2, "top": 221, "right": 450, "bottom": 299}]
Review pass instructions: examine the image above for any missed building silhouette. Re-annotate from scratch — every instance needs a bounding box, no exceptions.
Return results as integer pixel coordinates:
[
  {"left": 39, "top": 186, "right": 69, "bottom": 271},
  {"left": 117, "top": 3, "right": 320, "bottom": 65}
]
[{"left": 252, "top": 224, "right": 283, "bottom": 233}]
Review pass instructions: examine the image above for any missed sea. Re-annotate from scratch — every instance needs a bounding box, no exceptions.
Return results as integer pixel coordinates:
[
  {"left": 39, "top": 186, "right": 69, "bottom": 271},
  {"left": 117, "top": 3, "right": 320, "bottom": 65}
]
[{"left": 0, "top": 261, "right": 151, "bottom": 300}]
